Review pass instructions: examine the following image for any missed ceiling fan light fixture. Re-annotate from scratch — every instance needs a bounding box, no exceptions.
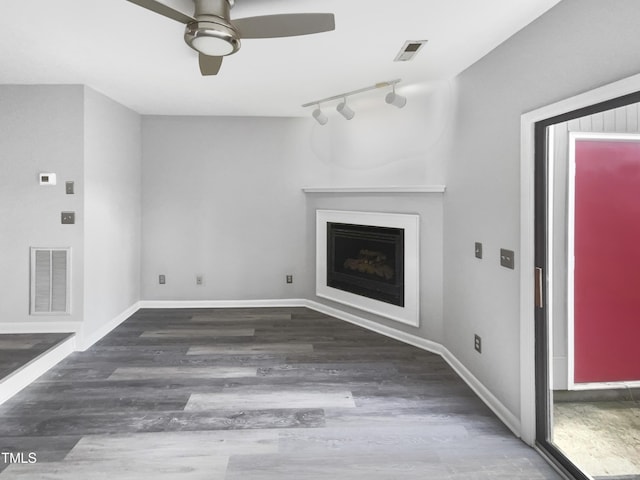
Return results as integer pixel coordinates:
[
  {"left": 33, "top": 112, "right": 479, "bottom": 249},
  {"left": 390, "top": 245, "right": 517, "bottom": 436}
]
[
  {"left": 127, "top": 0, "right": 334, "bottom": 76},
  {"left": 184, "top": 21, "right": 240, "bottom": 56}
]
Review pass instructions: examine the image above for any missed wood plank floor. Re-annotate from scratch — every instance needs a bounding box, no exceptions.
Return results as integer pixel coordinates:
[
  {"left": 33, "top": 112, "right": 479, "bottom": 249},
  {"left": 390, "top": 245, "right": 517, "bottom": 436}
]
[
  {"left": 0, "top": 307, "right": 563, "bottom": 479},
  {"left": 0, "top": 333, "right": 73, "bottom": 381}
]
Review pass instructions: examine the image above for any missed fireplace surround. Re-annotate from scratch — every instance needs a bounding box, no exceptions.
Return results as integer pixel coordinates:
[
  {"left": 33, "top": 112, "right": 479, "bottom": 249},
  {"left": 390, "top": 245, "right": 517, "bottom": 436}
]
[{"left": 316, "top": 210, "right": 420, "bottom": 326}]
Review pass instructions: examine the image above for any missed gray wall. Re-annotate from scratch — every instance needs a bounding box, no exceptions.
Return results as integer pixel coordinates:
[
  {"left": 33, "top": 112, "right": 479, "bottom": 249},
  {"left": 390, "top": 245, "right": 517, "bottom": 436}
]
[
  {"left": 140, "top": 116, "right": 312, "bottom": 301},
  {"left": 443, "top": 0, "right": 640, "bottom": 417},
  {"left": 0, "top": 85, "right": 142, "bottom": 343},
  {"left": 84, "top": 87, "right": 141, "bottom": 336},
  {"left": 0, "top": 85, "right": 85, "bottom": 326}
]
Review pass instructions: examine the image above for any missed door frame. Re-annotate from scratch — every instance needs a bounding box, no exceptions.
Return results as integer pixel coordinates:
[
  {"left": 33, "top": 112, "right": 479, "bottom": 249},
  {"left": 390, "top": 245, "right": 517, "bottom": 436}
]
[{"left": 519, "top": 72, "right": 640, "bottom": 470}]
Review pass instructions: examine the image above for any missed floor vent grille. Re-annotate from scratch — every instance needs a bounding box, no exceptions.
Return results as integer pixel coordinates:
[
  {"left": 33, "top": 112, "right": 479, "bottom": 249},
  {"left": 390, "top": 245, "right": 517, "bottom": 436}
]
[{"left": 30, "top": 247, "right": 71, "bottom": 315}]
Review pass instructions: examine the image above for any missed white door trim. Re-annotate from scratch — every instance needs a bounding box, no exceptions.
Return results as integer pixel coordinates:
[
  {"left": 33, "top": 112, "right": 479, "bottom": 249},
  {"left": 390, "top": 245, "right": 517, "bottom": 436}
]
[{"left": 520, "top": 72, "right": 640, "bottom": 446}]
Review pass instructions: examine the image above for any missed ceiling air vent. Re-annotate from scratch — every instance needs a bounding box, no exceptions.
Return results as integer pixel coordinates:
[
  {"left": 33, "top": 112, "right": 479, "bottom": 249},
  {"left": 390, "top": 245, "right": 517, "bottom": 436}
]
[
  {"left": 394, "top": 40, "right": 428, "bottom": 62},
  {"left": 30, "top": 247, "right": 71, "bottom": 315}
]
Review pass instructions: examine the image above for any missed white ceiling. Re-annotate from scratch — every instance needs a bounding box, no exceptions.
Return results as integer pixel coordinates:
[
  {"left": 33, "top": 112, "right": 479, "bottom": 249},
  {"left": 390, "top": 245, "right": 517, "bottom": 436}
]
[{"left": 0, "top": 0, "right": 561, "bottom": 117}]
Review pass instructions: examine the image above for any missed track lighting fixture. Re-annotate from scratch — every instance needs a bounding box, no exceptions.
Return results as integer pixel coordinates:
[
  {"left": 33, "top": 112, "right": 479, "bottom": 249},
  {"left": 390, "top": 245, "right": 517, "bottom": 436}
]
[
  {"left": 336, "top": 98, "right": 355, "bottom": 120},
  {"left": 312, "top": 105, "right": 328, "bottom": 125},
  {"left": 385, "top": 85, "right": 407, "bottom": 109},
  {"left": 304, "top": 79, "right": 405, "bottom": 124}
]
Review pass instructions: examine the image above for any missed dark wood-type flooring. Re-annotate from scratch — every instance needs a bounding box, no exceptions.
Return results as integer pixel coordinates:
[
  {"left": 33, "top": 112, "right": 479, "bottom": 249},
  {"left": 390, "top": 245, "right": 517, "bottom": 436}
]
[
  {"left": 0, "top": 333, "right": 73, "bottom": 381},
  {"left": 0, "top": 307, "right": 562, "bottom": 479}
]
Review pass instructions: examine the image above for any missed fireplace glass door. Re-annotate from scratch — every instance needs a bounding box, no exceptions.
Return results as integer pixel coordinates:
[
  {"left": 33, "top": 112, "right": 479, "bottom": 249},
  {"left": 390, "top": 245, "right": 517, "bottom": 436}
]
[{"left": 327, "top": 222, "right": 404, "bottom": 307}]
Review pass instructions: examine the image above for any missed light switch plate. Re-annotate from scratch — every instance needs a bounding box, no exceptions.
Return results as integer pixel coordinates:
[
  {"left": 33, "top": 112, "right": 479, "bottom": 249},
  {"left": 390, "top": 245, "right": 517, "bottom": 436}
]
[
  {"left": 159, "top": 275, "right": 166, "bottom": 285},
  {"left": 61, "top": 211, "right": 75, "bottom": 224},
  {"left": 475, "top": 242, "right": 483, "bottom": 259},
  {"left": 65, "top": 181, "right": 74, "bottom": 194},
  {"left": 500, "top": 249, "right": 515, "bottom": 269}
]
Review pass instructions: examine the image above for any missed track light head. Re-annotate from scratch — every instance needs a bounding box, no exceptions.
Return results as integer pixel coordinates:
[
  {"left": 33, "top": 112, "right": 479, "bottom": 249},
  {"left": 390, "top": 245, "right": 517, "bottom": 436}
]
[
  {"left": 304, "top": 79, "right": 406, "bottom": 121},
  {"left": 312, "top": 106, "right": 328, "bottom": 125},
  {"left": 385, "top": 85, "right": 406, "bottom": 108},
  {"left": 385, "top": 91, "right": 407, "bottom": 109},
  {"left": 336, "top": 99, "right": 355, "bottom": 120}
]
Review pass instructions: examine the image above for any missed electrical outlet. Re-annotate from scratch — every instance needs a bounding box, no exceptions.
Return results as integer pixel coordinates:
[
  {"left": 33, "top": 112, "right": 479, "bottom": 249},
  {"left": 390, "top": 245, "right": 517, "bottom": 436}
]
[
  {"left": 196, "top": 275, "right": 203, "bottom": 285},
  {"left": 475, "top": 242, "right": 483, "bottom": 259},
  {"left": 159, "top": 274, "right": 166, "bottom": 285},
  {"left": 474, "top": 334, "right": 482, "bottom": 353},
  {"left": 39, "top": 173, "right": 56, "bottom": 185},
  {"left": 286, "top": 275, "right": 293, "bottom": 284},
  {"left": 61, "top": 211, "right": 75, "bottom": 224}
]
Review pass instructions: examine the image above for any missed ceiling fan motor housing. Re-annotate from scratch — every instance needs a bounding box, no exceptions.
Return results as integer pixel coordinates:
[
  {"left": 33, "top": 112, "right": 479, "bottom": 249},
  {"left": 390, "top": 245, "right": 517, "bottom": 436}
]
[
  {"left": 184, "top": 0, "right": 239, "bottom": 57},
  {"left": 184, "top": 18, "right": 240, "bottom": 56},
  {"left": 194, "top": 0, "right": 233, "bottom": 18}
]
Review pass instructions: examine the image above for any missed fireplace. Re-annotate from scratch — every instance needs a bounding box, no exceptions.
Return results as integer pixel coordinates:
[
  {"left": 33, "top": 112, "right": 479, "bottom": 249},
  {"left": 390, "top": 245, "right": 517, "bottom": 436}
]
[
  {"left": 327, "top": 222, "right": 404, "bottom": 307},
  {"left": 316, "top": 210, "right": 420, "bottom": 327}
]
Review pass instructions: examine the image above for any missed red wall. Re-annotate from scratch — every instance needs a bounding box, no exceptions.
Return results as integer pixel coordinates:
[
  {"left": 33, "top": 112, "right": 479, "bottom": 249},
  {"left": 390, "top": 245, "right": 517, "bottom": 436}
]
[{"left": 574, "top": 139, "right": 640, "bottom": 383}]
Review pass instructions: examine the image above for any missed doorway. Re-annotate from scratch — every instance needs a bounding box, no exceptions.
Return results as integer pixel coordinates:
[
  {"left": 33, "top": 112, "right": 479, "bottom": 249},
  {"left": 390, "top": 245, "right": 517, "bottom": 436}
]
[
  {"left": 529, "top": 89, "right": 640, "bottom": 479},
  {"left": 567, "top": 133, "right": 640, "bottom": 387}
]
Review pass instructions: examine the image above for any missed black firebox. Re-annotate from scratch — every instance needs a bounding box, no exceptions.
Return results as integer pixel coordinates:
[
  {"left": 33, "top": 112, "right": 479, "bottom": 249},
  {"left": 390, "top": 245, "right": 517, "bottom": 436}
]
[{"left": 326, "top": 222, "right": 404, "bottom": 307}]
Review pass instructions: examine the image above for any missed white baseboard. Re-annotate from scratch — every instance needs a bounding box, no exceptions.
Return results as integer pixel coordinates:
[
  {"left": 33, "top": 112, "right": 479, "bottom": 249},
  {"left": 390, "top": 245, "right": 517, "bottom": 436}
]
[
  {"left": 305, "top": 300, "right": 443, "bottom": 354},
  {"left": 0, "top": 321, "right": 82, "bottom": 335},
  {"left": 304, "top": 299, "right": 521, "bottom": 438},
  {"left": 439, "top": 346, "right": 521, "bottom": 436},
  {"left": 0, "top": 334, "right": 76, "bottom": 406},
  {"left": 79, "top": 302, "right": 142, "bottom": 351},
  {"left": 569, "top": 380, "right": 640, "bottom": 390},
  {"left": 138, "top": 299, "right": 308, "bottom": 309},
  {"left": 79, "top": 299, "right": 307, "bottom": 352}
]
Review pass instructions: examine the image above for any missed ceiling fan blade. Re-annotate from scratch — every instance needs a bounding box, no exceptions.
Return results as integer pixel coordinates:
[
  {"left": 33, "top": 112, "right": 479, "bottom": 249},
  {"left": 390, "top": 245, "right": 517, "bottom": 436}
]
[
  {"left": 233, "top": 13, "right": 335, "bottom": 39},
  {"left": 199, "top": 54, "right": 223, "bottom": 76},
  {"left": 126, "top": 0, "right": 194, "bottom": 24}
]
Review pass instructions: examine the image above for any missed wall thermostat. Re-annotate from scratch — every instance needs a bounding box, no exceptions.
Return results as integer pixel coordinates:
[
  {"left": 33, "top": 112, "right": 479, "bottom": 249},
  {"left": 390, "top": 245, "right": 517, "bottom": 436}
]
[{"left": 39, "top": 173, "right": 57, "bottom": 186}]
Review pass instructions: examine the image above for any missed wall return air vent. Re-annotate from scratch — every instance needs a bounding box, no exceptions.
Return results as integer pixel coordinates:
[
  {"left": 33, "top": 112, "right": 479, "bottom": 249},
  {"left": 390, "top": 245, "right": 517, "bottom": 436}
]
[
  {"left": 30, "top": 247, "right": 71, "bottom": 315},
  {"left": 394, "top": 40, "right": 427, "bottom": 62}
]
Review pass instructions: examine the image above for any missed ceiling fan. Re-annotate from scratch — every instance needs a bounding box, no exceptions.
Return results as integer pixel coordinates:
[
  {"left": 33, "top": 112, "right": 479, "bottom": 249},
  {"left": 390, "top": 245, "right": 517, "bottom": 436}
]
[{"left": 126, "top": 0, "right": 335, "bottom": 76}]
